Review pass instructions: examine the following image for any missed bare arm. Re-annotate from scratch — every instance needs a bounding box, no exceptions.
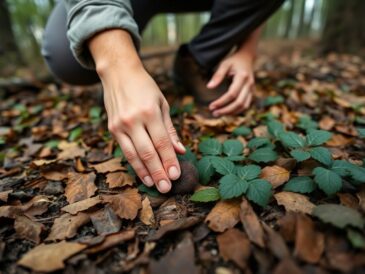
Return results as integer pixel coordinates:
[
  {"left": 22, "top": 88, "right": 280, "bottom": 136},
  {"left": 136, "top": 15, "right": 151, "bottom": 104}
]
[{"left": 89, "top": 29, "right": 186, "bottom": 193}]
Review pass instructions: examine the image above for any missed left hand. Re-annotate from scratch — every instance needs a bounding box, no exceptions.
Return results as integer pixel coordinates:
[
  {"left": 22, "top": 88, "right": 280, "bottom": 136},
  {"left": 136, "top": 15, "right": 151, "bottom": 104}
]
[{"left": 207, "top": 50, "right": 255, "bottom": 117}]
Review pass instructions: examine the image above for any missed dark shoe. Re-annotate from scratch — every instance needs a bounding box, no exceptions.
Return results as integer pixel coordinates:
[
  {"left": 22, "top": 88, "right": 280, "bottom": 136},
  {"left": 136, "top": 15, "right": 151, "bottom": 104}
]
[{"left": 172, "top": 44, "right": 230, "bottom": 106}]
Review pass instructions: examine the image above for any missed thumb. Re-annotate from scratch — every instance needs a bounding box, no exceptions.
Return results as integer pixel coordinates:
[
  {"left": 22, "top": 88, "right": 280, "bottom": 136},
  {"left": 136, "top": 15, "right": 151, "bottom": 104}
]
[{"left": 207, "top": 63, "right": 229, "bottom": 89}]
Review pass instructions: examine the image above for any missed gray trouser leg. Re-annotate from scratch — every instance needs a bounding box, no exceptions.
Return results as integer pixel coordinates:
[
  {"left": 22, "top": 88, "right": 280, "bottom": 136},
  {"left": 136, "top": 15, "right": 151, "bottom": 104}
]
[{"left": 42, "top": 0, "right": 284, "bottom": 85}]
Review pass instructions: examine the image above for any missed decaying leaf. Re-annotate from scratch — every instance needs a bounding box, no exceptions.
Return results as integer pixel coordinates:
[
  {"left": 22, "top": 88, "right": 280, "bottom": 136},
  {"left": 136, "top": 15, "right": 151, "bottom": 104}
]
[
  {"left": 57, "top": 141, "right": 86, "bottom": 160},
  {"left": 65, "top": 172, "right": 97, "bottom": 204},
  {"left": 239, "top": 198, "right": 265, "bottom": 248},
  {"left": 18, "top": 241, "right": 86, "bottom": 272},
  {"left": 217, "top": 228, "right": 251, "bottom": 270},
  {"left": 260, "top": 165, "right": 290, "bottom": 188},
  {"left": 90, "top": 206, "right": 122, "bottom": 235},
  {"left": 46, "top": 213, "right": 90, "bottom": 241},
  {"left": 0, "top": 190, "right": 12, "bottom": 202},
  {"left": 86, "top": 229, "right": 135, "bottom": 254},
  {"left": 14, "top": 215, "right": 44, "bottom": 244},
  {"left": 139, "top": 197, "right": 155, "bottom": 226},
  {"left": 106, "top": 171, "right": 134, "bottom": 188},
  {"left": 61, "top": 196, "right": 102, "bottom": 215},
  {"left": 90, "top": 157, "right": 125, "bottom": 173},
  {"left": 205, "top": 199, "right": 241, "bottom": 232},
  {"left": 274, "top": 192, "right": 315, "bottom": 215},
  {"left": 102, "top": 188, "right": 142, "bottom": 220}
]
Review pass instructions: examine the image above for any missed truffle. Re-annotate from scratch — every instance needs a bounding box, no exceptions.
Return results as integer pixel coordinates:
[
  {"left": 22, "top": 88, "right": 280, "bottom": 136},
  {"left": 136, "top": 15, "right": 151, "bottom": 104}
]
[{"left": 170, "top": 160, "right": 199, "bottom": 195}]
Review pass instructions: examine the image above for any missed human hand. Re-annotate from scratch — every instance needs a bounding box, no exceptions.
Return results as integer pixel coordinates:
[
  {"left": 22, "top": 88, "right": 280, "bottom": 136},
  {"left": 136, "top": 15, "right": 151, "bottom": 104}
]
[{"left": 207, "top": 51, "right": 255, "bottom": 117}]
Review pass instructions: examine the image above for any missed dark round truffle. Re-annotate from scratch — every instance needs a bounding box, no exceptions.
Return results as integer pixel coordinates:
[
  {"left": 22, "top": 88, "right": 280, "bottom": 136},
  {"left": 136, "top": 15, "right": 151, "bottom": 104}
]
[{"left": 170, "top": 160, "right": 199, "bottom": 195}]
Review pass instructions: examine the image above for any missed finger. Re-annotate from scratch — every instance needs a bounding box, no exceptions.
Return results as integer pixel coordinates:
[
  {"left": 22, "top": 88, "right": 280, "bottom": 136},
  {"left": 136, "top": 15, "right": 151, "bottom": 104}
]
[
  {"left": 162, "top": 102, "right": 186, "bottom": 155},
  {"left": 213, "top": 84, "right": 251, "bottom": 116},
  {"left": 130, "top": 127, "right": 171, "bottom": 193},
  {"left": 116, "top": 133, "right": 153, "bottom": 187},
  {"left": 232, "top": 92, "right": 252, "bottom": 115},
  {"left": 209, "top": 75, "right": 245, "bottom": 112},
  {"left": 207, "top": 63, "right": 230, "bottom": 89}
]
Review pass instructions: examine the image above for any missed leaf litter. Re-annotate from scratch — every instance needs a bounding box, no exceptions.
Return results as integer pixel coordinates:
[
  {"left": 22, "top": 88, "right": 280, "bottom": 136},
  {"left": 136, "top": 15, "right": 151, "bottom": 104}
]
[{"left": 0, "top": 51, "right": 365, "bottom": 273}]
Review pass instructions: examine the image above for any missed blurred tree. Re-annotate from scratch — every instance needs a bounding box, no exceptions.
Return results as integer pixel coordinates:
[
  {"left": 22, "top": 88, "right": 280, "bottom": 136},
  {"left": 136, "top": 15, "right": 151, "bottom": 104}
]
[
  {"left": 322, "top": 0, "right": 365, "bottom": 53},
  {"left": 0, "top": 0, "right": 23, "bottom": 68}
]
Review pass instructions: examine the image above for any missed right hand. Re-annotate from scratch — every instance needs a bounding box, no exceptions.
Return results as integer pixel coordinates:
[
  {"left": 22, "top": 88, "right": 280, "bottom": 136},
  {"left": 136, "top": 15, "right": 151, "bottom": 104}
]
[
  {"left": 88, "top": 29, "right": 186, "bottom": 193},
  {"left": 102, "top": 67, "right": 186, "bottom": 193}
]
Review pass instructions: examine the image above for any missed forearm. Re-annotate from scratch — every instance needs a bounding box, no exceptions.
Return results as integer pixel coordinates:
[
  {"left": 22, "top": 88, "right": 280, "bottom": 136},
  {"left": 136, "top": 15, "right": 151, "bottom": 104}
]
[
  {"left": 237, "top": 25, "right": 263, "bottom": 60},
  {"left": 88, "top": 29, "right": 144, "bottom": 82}
]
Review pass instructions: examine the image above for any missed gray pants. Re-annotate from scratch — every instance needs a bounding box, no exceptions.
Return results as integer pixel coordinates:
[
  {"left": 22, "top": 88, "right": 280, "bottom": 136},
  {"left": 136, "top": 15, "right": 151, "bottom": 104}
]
[{"left": 42, "top": 0, "right": 284, "bottom": 85}]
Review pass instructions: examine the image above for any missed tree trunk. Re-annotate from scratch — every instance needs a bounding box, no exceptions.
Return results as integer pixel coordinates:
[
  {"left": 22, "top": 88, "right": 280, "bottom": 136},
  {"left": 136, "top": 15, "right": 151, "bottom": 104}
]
[
  {"left": 321, "top": 0, "right": 365, "bottom": 54},
  {"left": 0, "top": 0, "right": 23, "bottom": 71}
]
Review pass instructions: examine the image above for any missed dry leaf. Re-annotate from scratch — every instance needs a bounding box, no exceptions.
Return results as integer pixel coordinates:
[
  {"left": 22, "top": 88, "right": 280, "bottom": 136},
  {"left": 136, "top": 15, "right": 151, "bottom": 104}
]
[
  {"left": 294, "top": 214, "right": 324, "bottom": 263},
  {"left": 61, "top": 196, "right": 102, "bottom": 215},
  {"left": 277, "top": 212, "right": 297, "bottom": 243},
  {"left": 275, "top": 192, "right": 315, "bottom": 215},
  {"left": 57, "top": 141, "right": 86, "bottom": 160},
  {"left": 46, "top": 213, "right": 90, "bottom": 241},
  {"left": 217, "top": 228, "right": 251, "bottom": 270},
  {"left": 139, "top": 197, "right": 155, "bottom": 226},
  {"left": 86, "top": 229, "right": 135, "bottom": 254},
  {"left": 326, "top": 134, "right": 352, "bottom": 147},
  {"left": 337, "top": 193, "right": 359, "bottom": 210},
  {"left": 262, "top": 222, "right": 290, "bottom": 260},
  {"left": 41, "top": 169, "right": 68, "bottom": 181},
  {"left": 273, "top": 258, "right": 304, "bottom": 274},
  {"left": 102, "top": 188, "right": 142, "bottom": 220},
  {"left": 90, "top": 157, "right": 125, "bottom": 173},
  {"left": 18, "top": 241, "right": 86, "bottom": 272},
  {"left": 106, "top": 171, "right": 134, "bottom": 188},
  {"left": 319, "top": 116, "right": 335, "bottom": 130},
  {"left": 205, "top": 199, "right": 241, "bottom": 232},
  {"left": 0, "top": 190, "right": 12, "bottom": 202},
  {"left": 65, "top": 172, "right": 97, "bottom": 204},
  {"left": 261, "top": 165, "right": 290, "bottom": 188},
  {"left": 239, "top": 198, "right": 265, "bottom": 248},
  {"left": 90, "top": 206, "right": 122, "bottom": 235},
  {"left": 14, "top": 215, "right": 44, "bottom": 244}
]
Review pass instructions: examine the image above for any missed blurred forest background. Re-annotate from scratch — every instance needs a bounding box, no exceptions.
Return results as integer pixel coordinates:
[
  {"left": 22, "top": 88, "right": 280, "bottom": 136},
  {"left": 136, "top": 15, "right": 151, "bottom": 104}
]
[{"left": 0, "top": 0, "right": 364, "bottom": 77}]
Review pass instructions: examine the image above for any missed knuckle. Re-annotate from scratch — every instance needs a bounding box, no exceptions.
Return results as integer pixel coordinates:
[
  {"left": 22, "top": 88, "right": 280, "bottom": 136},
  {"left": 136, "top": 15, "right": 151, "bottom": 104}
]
[
  {"left": 238, "top": 72, "right": 248, "bottom": 79},
  {"left": 120, "top": 115, "right": 135, "bottom": 128},
  {"left": 167, "top": 125, "right": 177, "bottom": 136},
  {"left": 140, "top": 149, "right": 156, "bottom": 162},
  {"left": 154, "top": 136, "right": 171, "bottom": 151},
  {"left": 123, "top": 149, "right": 137, "bottom": 162},
  {"left": 150, "top": 169, "right": 166, "bottom": 179},
  {"left": 108, "top": 122, "right": 117, "bottom": 133},
  {"left": 227, "top": 93, "right": 236, "bottom": 101},
  {"left": 141, "top": 105, "right": 158, "bottom": 117}
]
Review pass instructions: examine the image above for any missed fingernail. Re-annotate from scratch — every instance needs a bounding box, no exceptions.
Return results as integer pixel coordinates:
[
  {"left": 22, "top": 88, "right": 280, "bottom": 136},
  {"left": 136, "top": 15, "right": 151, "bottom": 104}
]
[
  {"left": 213, "top": 111, "right": 219, "bottom": 117},
  {"left": 157, "top": 180, "right": 170, "bottom": 193},
  {"left": 177, "top": 141, "right": 186, "bottom": 152},
  {"left": 209, "top": 104, "right": 216, "bottom": 111},
  {"left": 207, "top": 80, "right": 214, "bottom": 88},
  {"left": 143, "top": 176, "right": 154, "bottom": 187},
  {"left": 168, "top": 166, "right": 180, "bottom": 180}
]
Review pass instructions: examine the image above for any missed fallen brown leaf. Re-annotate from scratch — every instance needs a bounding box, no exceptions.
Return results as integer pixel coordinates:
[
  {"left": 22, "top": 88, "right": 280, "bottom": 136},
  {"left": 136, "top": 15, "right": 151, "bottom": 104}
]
[
  {"left": 90, "top": 157, "right": 125, "bottom": 173},
  {"left": 262, "top": 222, "right": 290, "bottom": 260},
  {"left": 239, "top": 198, "right": 265, "bottom": 248},
  {"left": 14, "top": 215, "right": 44, "bottom": 244},
  {"left": 102, "top": 188, "right": 142, "bottom": 220},
  {"left": 274, "top": 192, "right": 315, "bottom": 215},
  {"left": 139, "top": 197, "right": 155, "bottom": 226},
  {"left": 46, "top": 213, "right": 90, "bottom": 241},
  {"left": 294, "top": 214, "right": 324, "bottom": 263},
  {"left": 106, "top": 171, "right": 134, "bottom": 188},
  {"left": 61, "top": 196, "right": 102, "bottom": 215},
  {"left": 0, "top": 190, "right": 12, "bottom": 202},
  {"left": 57, "top": 141, "right": 86, "bottom": 160},
  {"left": 65, "top": 172, "right": 97, "bottom": 204},
  {"left": 273, "top": 258, "right": 304, "bottom": 274},
  {"left": 217, "top": 228, "right": 251, "bottom": 270},
  {"left": 86, "top": 229, "right": 135, "bottom": 254},
  {"left": 90, "top": 206, "right": 121, "bottom": 235},
  {"left": 260, "top": 165, "right": 290, "bottom": 188},
  {"left": 205, "top": 199, "right": 241, "bottom": 233},
  {"left": 17, "top": 241, "right": 86, "bottom": 272}
]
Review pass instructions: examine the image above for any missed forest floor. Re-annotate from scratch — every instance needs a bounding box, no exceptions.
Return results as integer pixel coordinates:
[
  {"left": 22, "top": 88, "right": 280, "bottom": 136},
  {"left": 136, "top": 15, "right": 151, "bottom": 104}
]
[{"left": 1, "top": 47, "right": 365, "bottom": 274}]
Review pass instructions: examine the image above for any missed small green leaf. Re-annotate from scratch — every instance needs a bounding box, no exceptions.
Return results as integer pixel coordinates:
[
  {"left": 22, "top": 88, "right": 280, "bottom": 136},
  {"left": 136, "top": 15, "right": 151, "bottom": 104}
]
[
  {"left": 313, "top": 167, "right": 342, "bottom": 195},
  {"left": 267, "top": 120, "right": 285, "bottom": 138},
  {"left": 190, "top": 187, "right": 220, "bottom": 202},
  {"left": 306, "top": 129, "right": 332, "bottom": 146},
  {"left": 357, "top": 128, "right": 365, "bottom": 138},
  {"left": 310, "top": 147, "right": 333, "bottom": 166},
  {"left": 219, "top": 174, "right": 248, "bottom": 199},
  {"left": 283, "top": 176, "right": 316, "bottom": 193},
  {"left": 223, "top": 139, "right": 243, "bottom": 156},
  {"left": 347, "top": 229, "right": 365, "bottom": 249},
  {"left": 249, "top": 147, "right": 278, "bottom": 163},
  {"left": 279, "top": 132, "right": 306, "bottom": 148},
  {"left": 233, "top": 126, "right": 252, "bottom": 137},
  {"left": 226, "top": 155, "right": 245, "bottom": 162},
  {"left": 211, "top": 157, "right": 235, "bottom": 175},
  {"left": 247, "top": 137, "right": 272, "bottom": 149},
  {"left": 331, "top": 160, "right": 351, "bottom": 177},
  {"left": 197, "top": 157, "right": 215, "bottom": 185},
  {"left": 138, "top": 184, "right": 160, "bottom": 198},
  {"left": 68, "top": 127, "right": 83, "bottom": 142},
  {"left": 263, "top": 95, "right": 284, "bottom": 106},
  {"left": 113, "top": 146, "right": 124, "bottom": 159},
  {"left": 198, "top": 138, "right": 222, "bottom": 156},
  {"left": 45, "top": 139, "right": 60, "bottom": 149},
  {"left": 89, "top": 106, "right": 102, "bottom": 120},
  {"left": 313, "top": 204, "right": 365, "bottom": 229},
  {"left": 297, "top": 115, "right": 318, "bottom": 131},
  {"left": 345, "top": 163, "right": 365, "bottom": 183},
  {"left": 246, "top": 179, "right": 272, "bottom": 207},
  {"left": 236, "top": 165, "right": 261, "bottom": 181},
  {"left": 290, "top": 149, "right": 311, "bottom": 162}
]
